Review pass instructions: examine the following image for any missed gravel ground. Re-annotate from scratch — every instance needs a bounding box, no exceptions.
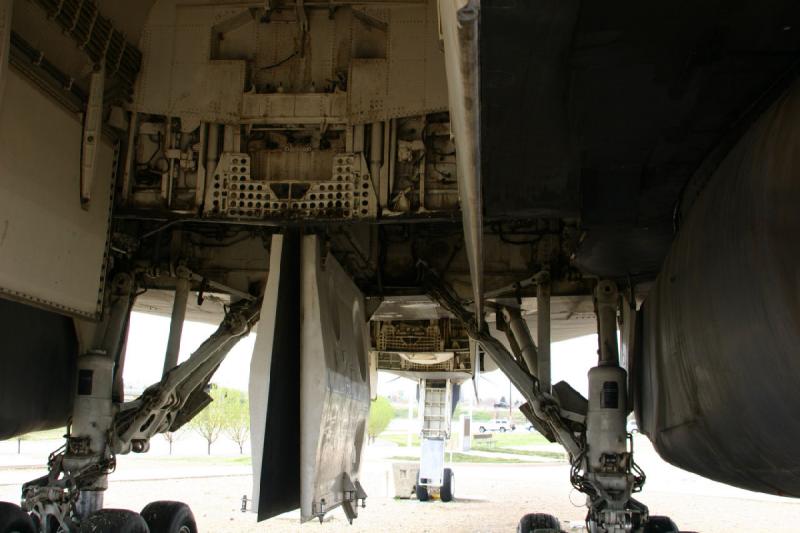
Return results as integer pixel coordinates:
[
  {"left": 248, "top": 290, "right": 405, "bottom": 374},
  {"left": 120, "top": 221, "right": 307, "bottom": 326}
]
[{"left": 2, "top": 436, "right": 799, "bottom": 532}]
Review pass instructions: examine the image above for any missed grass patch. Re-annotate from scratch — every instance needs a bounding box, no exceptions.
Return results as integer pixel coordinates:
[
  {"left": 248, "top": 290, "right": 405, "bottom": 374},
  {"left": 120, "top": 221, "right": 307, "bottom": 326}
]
[
  {"left": 453, "top": 407, "right": 530, "bottom": 424},
  {"left": 490, "top": 432, "right": 549, "bottom": 446},
  {"left": 221, "top": 455, "right": 252, "bottom": 465},
  {"left": 473, "top": 432, "right": 550, "bottom": 447},
  {"left": 390, "top": 453, "right": 525, "bottom": 464},
  {"left": 392, "top": 406, "right": 419, "bottom": 418},
  {"left": 392, "top": 405, "right": 529, "bottom": 424},
  {"left": 379, "top": 431, "right": 549, "bottom": 449},
  {"left": 151, "top": 455, "right": 252, "bottom": 465},
  {"left": 379, "top": 433, "right": 421, "bottom": 447},
  {"left": 472, "top": 445, "right": 566, "bottom": 461},
  {"left": 525, "top": 451, "right": 566, "bottom": 460}
]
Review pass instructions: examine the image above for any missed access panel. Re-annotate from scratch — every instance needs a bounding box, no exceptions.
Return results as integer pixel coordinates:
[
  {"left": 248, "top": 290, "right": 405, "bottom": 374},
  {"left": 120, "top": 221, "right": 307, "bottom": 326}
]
[{"left": 0, "top": 70, "right": 115, "bottom": 319}]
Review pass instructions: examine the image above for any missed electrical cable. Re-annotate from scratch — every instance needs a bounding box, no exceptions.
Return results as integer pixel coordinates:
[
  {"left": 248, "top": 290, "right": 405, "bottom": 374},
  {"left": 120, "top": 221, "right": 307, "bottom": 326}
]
[{"left": 259, "top": 50, "right": 297, "bottom": 71}]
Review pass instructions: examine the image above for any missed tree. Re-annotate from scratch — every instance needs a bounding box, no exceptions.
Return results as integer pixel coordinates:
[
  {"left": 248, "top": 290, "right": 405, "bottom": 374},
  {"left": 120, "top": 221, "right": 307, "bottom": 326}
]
[
  {"left": 367, "top": 396, "right": 394, "bottom": 443},
  {"left": 221, "top": 389, "right": 250, "bottom": 454},
  {"left": 190, "top": 385, "right": 226, "bottom": 455},
  {"left": 162, "top": 431, "right": 182, "bottom": 455}
]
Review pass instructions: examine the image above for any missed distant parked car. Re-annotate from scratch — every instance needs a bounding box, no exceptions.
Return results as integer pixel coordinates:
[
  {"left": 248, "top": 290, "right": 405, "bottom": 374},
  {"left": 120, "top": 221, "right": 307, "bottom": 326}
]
[
  {"left": 493, "top": 401, "right": 509, "bottom": 409},
  {"left": 478, "top": 419, "right": 516, "bottom": 433}
]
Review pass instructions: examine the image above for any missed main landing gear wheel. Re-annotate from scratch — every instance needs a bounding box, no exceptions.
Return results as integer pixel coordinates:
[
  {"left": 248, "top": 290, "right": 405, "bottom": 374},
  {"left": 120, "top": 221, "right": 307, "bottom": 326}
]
[
  {"left": 517, "top": 513, "right": 562, "bottom": 533},
  {"left": 141, "top": 501, "right": 197, "bottom": 533},
  {"left": 415, "top": 474, "right": 430, "bottom": 502},
  {"left": 643, "top": 515, "right": 680, "bottom": 533},
  {"left": 78, "top": 509, "right": 149, "bottom": 533},
  {"left": 0, "top": 502, "right": 35, "bottom": 533},
  {"left": 440, "top": 468, "right": 454, "bottom": 502}
]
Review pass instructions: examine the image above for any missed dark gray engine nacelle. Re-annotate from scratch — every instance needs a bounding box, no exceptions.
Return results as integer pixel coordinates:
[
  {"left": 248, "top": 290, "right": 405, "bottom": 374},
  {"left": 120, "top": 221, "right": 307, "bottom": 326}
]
[{"left": 636, "top": 80, "right": 800, "bottom": 497}]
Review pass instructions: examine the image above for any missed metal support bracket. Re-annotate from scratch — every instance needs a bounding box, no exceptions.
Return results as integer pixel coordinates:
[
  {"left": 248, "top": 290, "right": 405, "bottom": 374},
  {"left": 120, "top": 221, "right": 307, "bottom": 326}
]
[
  {"left": 340, "top": 474, "right": 367, "bottom": 524},
  {"left": 501, "top": 307, "right": 538, "bottom": 376},
  {"left": 419, "top": 263, "right": 581, "bottom": 458},
  {"left": 113, "top": 297, "right": 260, "bottom": 453},
  {"left": 162, "top": 266, "right": 191, "bottom": 376},
  {"left": 595, "top": 280, "right": 620, "bottom": 366},
  {"left": 80, "top": 63, "right": 104, "bottom": 208},
  {"left": 536, "top": 271, "right": 552, "bottom": 392}
]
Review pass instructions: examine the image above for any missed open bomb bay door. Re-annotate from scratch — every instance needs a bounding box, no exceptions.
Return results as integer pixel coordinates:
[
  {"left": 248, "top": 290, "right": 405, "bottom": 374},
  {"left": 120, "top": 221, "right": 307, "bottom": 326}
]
[{"left": 249, "top": 234, "right": 370, "bottom": 524}]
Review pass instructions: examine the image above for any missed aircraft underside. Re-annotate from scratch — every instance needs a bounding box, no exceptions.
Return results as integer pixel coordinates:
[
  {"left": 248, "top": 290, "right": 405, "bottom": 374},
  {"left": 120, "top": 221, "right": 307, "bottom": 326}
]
[{"left": 0, "top": 1, "right": 798, "bottom": 532}]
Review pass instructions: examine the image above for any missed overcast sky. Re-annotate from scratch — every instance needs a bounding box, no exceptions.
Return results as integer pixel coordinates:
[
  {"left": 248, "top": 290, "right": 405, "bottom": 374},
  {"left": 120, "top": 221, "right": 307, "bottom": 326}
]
[{"left": 124, "top": 312, "right": 600, "bottom": 401}]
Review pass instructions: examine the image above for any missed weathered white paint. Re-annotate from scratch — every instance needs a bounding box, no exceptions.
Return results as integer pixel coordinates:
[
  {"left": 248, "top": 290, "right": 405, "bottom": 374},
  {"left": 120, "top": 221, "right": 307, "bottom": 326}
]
[{"left": 0, "top": 71, "right": 114, "bottom": 318}]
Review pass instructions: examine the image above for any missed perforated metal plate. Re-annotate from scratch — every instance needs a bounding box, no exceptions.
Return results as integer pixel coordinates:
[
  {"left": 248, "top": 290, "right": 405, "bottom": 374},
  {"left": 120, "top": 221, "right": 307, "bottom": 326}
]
[{"left": 205, "top": 152, "right": 378, "bottom": 219}]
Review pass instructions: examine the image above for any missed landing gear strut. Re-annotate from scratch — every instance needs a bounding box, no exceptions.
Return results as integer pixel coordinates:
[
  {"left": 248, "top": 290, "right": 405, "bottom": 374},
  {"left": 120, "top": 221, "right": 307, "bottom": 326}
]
[
  {"left": 421, "top": 267, "right": 681, "bottom": 533},
  {"left": 570, "top": 281, "right": 649, "bottom": 532},
  {"left": 17, "top": 269, "right": 260, "bottom": 532}
]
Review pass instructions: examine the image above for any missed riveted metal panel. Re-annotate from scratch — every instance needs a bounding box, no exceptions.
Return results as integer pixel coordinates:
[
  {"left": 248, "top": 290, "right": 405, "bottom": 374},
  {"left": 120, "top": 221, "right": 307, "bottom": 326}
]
[
  {"left": 133, "top": 3, "right": 245, "bottom": 123},
  {"left": 133, "top": 0, "right": 445, "bottom": 125},
  {"left": 0, "top": 71, "right": 115, "bottom": 319},
  {"left": 241, "top": 93, "right": 347, "bottom": 123},
  {"left": 348, "top": 0, "right": 447, "bottom": 124}
]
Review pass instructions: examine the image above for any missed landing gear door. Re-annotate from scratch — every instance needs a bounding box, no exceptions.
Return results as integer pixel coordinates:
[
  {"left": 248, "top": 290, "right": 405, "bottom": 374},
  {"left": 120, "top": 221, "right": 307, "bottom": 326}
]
[
  {"left": 300, "top": 236, "right": 371, "bottom": 523},
  {"left": 249, "top": 233, "right": 302, "bottom": 521},
  {"left": 0, "top": 71, "right": 115, "bottom": 319}
]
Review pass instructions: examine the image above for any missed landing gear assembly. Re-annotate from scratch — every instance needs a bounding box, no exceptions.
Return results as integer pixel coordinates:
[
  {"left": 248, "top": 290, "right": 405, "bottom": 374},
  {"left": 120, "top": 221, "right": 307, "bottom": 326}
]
[
  {"left": 2, "top": 233, "right": 373, "bottom": 531},
  {"left": 8, "top": 269, "right": 259, "bottom": 533},
  {"left": 569, "top": 281, "right": 649, "bottom": 533},
  {"left": 421, "top": 267, "right": 682, "bottom": 533}
]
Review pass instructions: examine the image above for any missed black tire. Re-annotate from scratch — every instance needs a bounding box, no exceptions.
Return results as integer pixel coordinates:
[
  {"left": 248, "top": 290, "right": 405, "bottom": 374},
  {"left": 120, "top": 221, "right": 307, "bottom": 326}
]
[
  {"left": 141, "top": 501, "right": 197, "bottom": 533},
  {"left": 644, "top": 516, "right": 679, "bottom": 533},
  {"left": 79, "top": 509, "right": 149, "bottom": 533},
  {"left": 415, "top": 474, "right": 429, "bottom": 502},
  {"left": 517, "top": 512, "right": 561, "bottom": 533},
  {"left": 0, "top": 502, "right": 35, "bottom": 533},
  {"left": 499, "top": 427, "right": 507, "bottom": 433},
  {"left": 479, "top": 426, "right": 486, "bottom": 433},
  {"left": 440, "top": 468, "right": 454, "bottom": 502}
]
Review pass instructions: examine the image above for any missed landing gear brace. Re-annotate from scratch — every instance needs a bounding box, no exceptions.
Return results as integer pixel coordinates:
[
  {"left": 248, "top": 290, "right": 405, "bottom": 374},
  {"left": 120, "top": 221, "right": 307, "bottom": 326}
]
[
  {"left": 20, "top": 289, "right": 260, "bottom": 532},
  {"left": 15, "top": 262, "right": 674, "bottom": 532},
  {"left": 421, "top": 265, "right": 679, "bottom": 533}
]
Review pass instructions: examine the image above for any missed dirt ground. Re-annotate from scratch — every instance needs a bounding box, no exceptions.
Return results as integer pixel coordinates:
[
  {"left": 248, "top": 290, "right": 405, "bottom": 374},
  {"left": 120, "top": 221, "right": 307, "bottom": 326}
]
[{"left": 1, "top": 435, "right": 799, "bottom": 532}]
